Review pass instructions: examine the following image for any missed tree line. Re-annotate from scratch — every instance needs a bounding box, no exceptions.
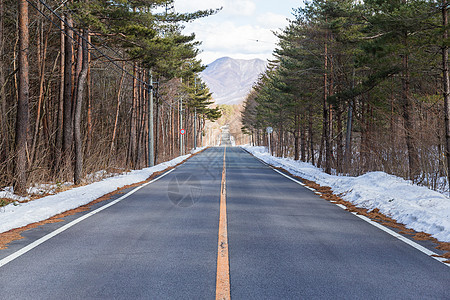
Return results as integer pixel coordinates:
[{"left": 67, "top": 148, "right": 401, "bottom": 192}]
[
  {"left": 242, "top": 0, "right": 449, "bottom": 191},
  {"left": 2, "top": 0, "right": 221, "bottom": 196}
]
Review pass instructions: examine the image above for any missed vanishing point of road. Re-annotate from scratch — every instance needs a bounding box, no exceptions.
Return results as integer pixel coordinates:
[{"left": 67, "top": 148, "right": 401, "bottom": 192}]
[{"left": 0, "top": 147, "right": 449, "bottom": 299}]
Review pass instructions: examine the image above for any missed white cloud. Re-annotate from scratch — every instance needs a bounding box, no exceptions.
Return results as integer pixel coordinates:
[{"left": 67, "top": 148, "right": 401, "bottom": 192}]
[
  {"left": 175, "top": 0, "right": 256, "bottom": 16},
  {"left": 226, "top": 0, "right": 256, "bottom": 16},
  {"left": 175, "top": 0, "right": 224, "bottom": 12},
  {"left": 257, "top": 12, "right": 289, "bottom": 29}
]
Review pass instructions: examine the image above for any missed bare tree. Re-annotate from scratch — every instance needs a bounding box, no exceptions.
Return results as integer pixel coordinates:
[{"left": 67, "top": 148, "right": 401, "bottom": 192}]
[
  {"left": 62, "top": 12, "right": 73, "bottom": 161},
  {"left": 0, "top": 0, "right": 8, "bottom": 165},
  {"left": 74, "top": 30, "right": 89, "bottom": 185},
  {"left": 54, "top": 19, "right": 65, "bottom": 174},
  {"left": 109, "top": 67, "right": 125, "bottom": 159},
  {"left": 15, "top": 0, "right": 30, "bottom": 195},
  {"left": 442, "top": 0, "right": 450, "bottom": 187}
]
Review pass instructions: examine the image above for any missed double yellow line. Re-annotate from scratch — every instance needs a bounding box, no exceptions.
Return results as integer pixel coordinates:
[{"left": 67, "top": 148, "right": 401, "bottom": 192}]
[{"left": 215, "top": 147, "right": 230, "bottom": 300}]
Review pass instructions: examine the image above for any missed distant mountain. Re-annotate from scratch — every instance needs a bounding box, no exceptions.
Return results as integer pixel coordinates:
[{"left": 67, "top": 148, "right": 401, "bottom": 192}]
[{"left": 200, "top": 57, "right": 267, "bottom": 105}]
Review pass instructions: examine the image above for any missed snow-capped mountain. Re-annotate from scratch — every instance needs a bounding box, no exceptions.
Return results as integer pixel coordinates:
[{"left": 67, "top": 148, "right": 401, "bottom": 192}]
[{"left": 201, "top": 57, "right": 267, "bottom": 105}]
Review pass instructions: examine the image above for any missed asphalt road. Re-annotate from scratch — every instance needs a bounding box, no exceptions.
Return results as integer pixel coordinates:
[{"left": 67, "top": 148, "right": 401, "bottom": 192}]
[{"left": 0, "top": 147, "right": 449, "bottom": 299}]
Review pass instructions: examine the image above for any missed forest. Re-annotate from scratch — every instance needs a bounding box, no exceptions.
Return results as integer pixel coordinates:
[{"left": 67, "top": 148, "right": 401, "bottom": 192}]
[
  {"left": 242, "top": 0, "right": 450, "bottom": 192},
  {"left": 1, "top": 0, "right": 222, "bottom": 196}
]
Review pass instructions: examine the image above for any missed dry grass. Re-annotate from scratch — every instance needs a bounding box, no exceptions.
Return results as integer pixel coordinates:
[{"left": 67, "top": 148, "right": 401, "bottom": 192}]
[{"left": 0, "top": 198, "right": 15, "bottom": 207}]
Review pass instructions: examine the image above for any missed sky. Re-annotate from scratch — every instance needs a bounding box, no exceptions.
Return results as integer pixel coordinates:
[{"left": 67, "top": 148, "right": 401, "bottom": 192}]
[{"left": 174, "top": 0, "right": 303, "bottom": 65}]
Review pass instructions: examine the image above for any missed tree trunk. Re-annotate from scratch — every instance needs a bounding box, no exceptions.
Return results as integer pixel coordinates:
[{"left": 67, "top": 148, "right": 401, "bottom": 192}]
[
  {"left": 135, "top": 69, "right": 146, "bottom": 168},
  {"left": 154, "top": 87, "right": 160, "bottom": 164},
  {"left": 293, "top": 132, "right": 299, "bottom": 160},
  {"left": 300, "top": 112, "right": 306, "bottom": 162},
  {"left": 14, "top": 0, "right": 30, "bottom": 195},
  {"left": 85, "top": 33, "right": 92, "bottom": 156},
  {"left": 443, "top": 0, "right": 450, "bottom": 188},
  {"left": 401, "top": 39, "right": 419, "bottom": 180},
  {"left": 345, "top": 67, "right": 356, "bottom": 173},
  {"left": 344, "top": 99, "right": 353, "bottom": 173},
  {"left": 54, "top": 20, "right": 65, "bottom": 174},
  {"left": 72, "top": 34, "right": 83, "bottom": 123},
  {"left": 323, "top": 36, "right": 331, "bottom": 174},
  {"left": 317, "top": 131, "right": 324, "bottom": 168},
  {"left": 328, "top": 50, "right": 335, "bottom": 172},
  {"left": 336, "top": 107, "right": 343, "bottom": 174},
  {"left": 171, "top": 104, "right": 175, "bottom": 157},
  {"left": 327, "top": 104, "right": 333, "bottom": 172},
  {"left": 74, "top": 30, "right": 89, "bottom": 185},
  {"left": 62, "top": 13, "right": 73, "bottom": 160},
  {"left": 109, "top": 67, "right": 125, "bottom": 159},
  {"left": 361, "top": 101, "right": 373, "bottom": 174},
  {"left": 127, "top": 63, "right": 138, "bottom": 168},
  {"left": 0, "top": 0, "right": 8, "bottom": 165},
  {"left": 31, "top": 25, "right": 50, "bottom": 164},
  {"left": 360, "top": 101, "right": 368, "bottom": 173},
  {"left": 294, "top": 112, "right": 300, "bottom": 160},
  {"left": 309, "top": 104, "right": 315, "bottom": 165}
]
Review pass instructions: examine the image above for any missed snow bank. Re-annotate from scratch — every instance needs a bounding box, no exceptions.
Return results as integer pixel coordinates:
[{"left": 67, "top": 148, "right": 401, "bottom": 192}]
[
  {"left": 0, "top": 147, "right": 205, "bottom": 234},
  {"left": 242, "top": 146, "right": 450, "bottom": 243}
]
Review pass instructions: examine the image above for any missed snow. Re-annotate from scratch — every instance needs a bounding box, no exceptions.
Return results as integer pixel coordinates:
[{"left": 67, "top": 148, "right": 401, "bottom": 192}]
[
  {"left": 242, "top": 145, "right": 450, "bottom": 243},
  {"left": 0, "top": 148, "right": 205, "bottom": 234},
  {"left": 0, "top": 187, "right": 28, "bottom": 202}
]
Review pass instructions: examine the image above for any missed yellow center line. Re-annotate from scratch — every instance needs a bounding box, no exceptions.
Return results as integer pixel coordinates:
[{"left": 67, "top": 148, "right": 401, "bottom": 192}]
[{"left": 216, "top": 147, "right": 231, "bottom": 300}]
